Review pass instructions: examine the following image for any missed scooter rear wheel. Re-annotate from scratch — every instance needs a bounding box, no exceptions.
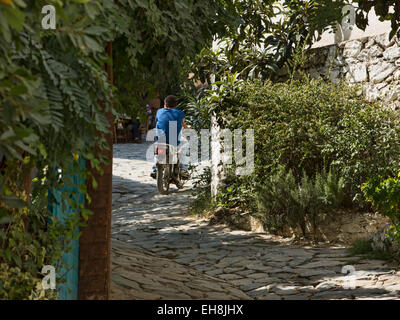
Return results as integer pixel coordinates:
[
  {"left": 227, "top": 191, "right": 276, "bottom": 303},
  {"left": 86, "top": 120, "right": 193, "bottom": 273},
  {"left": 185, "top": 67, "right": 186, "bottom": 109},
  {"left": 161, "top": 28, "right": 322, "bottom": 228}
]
[{"left": 157, "top": 164, "right": 170, "bottom": 195}]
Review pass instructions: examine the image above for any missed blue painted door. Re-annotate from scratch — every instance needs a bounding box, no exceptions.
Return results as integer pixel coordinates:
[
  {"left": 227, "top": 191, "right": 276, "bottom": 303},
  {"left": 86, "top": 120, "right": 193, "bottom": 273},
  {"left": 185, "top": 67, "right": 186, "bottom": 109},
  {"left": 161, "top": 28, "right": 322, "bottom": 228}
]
[{"left": 49, "top": 158, "right": 85, "bottom": 300}]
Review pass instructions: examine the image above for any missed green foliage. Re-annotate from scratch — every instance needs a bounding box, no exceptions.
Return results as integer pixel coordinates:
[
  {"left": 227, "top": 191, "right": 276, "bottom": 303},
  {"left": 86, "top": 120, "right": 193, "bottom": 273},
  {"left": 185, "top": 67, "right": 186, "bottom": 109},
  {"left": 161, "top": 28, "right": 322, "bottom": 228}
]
[
  {"left": 0, "top": 263, "right": 55, "bottom": 300},
  {"left": 112, "top": 0, "right": 248, "bottom": 116},
  {"left": 215, "top": 78, "right": 400, "bottom": 206},
  {"left": 349, "top": 239, "right": 374, "bottom": 256},
  {"left": 348, "top": 239, "right": 395, "bottom": 262},
  {"left": 112, "top": 0, "right": 348, "bottom": 117},
  {"left": 189, "top": 167, "right": 214, "bottom": 216},
  {"left": 3, "top": 0, "right": 299, "bottom": 299},
  {"left": 179, "top": 90, "right": 211, "bottom": 132},
  {"left": 190, "top": 74, "right": 400, "bottom": 236},
  {"left": 0, "top": 0, "right": 116, "bottom": 299},
  {"left": 363, "top": 172, "right": 400, "bottom": 246},
  {"left": 189, "top": 0, "right": 345, "bottom": 84},
  {"left": 256, "top": 166, "right": 345, "bottom": 235},
  {"left": 216, "top": 172, "right": 256, "bottom": 211},
  {"left": 2, "top": 0, "right": 398, "bottom": 298},
  {"left": 0, "top": 160, "right": 71, "bottom": 300}
]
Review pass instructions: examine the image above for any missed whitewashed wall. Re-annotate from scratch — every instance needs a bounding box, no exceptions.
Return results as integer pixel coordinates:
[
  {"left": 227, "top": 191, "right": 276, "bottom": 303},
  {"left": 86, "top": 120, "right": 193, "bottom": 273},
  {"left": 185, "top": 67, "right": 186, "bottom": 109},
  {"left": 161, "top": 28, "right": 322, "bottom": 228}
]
[{"left": 314, "top": 6, "right": 392, "bottom": 48}]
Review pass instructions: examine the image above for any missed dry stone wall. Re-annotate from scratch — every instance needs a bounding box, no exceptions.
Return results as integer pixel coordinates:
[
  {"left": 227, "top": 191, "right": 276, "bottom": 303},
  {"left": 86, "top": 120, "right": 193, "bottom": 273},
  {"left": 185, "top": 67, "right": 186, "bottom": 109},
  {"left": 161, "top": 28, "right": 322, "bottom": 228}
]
[{"left": 278, "top": 32, "right": 400, "bottom": 110}]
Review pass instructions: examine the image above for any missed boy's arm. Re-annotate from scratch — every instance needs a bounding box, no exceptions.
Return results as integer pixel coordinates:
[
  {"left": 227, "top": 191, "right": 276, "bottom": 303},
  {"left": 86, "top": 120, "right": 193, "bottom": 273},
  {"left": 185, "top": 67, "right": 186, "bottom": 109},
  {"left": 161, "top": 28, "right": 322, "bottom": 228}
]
[{"left": 182, "top": 118, "right": 191, "bottom": 129}]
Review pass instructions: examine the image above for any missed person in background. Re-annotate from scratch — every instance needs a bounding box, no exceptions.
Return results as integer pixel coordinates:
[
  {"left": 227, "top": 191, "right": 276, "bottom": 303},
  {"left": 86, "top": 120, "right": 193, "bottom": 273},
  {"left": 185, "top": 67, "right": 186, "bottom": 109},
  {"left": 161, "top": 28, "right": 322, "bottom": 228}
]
[
  {"left": 146, "top": 104, "right": 154, "bottom": 130},
  {"left": 132, "top": 117, "right": 141, "bottom": 143}
]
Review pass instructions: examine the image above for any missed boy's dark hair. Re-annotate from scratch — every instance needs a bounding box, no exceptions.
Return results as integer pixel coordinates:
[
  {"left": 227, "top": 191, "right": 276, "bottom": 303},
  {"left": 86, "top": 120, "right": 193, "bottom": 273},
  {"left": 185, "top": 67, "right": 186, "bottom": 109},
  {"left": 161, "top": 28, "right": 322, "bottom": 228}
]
[{"left": 164, "top": 95, "right": 177, "bottom": 108}]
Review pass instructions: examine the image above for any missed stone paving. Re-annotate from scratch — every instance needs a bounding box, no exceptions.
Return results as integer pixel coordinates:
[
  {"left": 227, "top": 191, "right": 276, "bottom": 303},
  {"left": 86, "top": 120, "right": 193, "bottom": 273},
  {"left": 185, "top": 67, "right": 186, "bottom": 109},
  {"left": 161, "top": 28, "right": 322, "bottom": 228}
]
[
  {"left": 111, "top": 239, "right": 251, "bottom": 300},
  {"left": 111, "top": 143, "right": 400, "bottom": 300}
]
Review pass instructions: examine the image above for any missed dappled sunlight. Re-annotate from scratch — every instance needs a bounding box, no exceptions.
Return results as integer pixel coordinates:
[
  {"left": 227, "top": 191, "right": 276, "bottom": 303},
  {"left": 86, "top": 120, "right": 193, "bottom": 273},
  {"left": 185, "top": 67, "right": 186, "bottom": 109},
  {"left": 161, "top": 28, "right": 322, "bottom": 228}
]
[{"left": 110, "top": 141, "right": 400, "bottom": 300}]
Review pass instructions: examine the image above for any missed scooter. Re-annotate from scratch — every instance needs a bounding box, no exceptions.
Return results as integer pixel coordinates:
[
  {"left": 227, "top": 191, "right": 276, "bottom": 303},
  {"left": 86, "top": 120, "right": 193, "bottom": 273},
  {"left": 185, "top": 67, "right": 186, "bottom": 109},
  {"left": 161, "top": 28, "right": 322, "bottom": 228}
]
[{"left": 155, "top": 143, "right": 188, "bottom": 195}]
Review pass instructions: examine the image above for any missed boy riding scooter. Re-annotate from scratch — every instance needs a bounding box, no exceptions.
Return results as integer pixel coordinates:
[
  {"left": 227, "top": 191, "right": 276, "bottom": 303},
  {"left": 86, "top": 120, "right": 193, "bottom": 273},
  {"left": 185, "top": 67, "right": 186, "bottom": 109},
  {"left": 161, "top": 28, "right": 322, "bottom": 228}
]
[{"left": 150, "top": 95, "right": 190, "bottom": 179}]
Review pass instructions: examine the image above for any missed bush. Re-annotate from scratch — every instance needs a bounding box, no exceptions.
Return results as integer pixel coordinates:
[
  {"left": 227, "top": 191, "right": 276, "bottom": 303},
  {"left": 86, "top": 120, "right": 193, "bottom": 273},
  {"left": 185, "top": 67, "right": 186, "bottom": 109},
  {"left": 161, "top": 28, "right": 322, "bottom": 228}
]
[
  {"left": 215, "top": 78, "right": 400, "bottom": 206},
  {"left": 190, "top": 167, "right": 214, "bottom": 216},
  {"left": 362, "top": 172, "right": 400, "bottom": 248},
  {"left": 216, "top": 172, "right": 257, "bottom": 211},
  {"left": 256, "top": 166, "right": 345, "bottom": 235}
]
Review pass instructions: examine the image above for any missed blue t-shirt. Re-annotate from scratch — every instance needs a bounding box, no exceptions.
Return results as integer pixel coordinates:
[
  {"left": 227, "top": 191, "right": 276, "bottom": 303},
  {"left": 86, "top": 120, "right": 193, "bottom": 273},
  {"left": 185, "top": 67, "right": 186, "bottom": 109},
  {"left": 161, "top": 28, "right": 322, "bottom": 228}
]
[{"left": 155, "top": 108, "right": 185, "bottom": 145}]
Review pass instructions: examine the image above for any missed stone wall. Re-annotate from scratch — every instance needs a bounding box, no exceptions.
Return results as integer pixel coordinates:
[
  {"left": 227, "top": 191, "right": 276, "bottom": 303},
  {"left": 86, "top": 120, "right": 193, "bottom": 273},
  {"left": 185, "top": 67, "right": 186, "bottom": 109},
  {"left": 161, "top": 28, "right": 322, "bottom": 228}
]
[
  {"left": 250, "top": 211, "right": 391, "bottom": 245},
  {"left": 211, "top": 207, "right": 390, "bottom": 245},
  {"left": 278, "top": 32, "right": 400, "bottom": 110}
]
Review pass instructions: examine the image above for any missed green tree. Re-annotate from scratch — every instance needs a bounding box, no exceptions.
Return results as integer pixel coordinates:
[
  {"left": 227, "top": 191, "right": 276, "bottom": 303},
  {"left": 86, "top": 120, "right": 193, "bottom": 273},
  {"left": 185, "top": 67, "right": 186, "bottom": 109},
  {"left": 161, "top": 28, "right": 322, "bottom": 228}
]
[
  {"left": 189, "top": 0, "right": 346, "bottom": 84},
  {"left": 112, "top": 0, "right": 256, "bottom": 116}
]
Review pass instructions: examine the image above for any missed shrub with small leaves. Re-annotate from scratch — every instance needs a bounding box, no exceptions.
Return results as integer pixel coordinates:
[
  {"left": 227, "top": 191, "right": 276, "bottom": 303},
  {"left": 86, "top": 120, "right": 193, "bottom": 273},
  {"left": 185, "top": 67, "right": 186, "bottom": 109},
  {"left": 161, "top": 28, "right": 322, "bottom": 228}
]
[{"left": 256, "top": 166, "right": 345, "bottom": 235}]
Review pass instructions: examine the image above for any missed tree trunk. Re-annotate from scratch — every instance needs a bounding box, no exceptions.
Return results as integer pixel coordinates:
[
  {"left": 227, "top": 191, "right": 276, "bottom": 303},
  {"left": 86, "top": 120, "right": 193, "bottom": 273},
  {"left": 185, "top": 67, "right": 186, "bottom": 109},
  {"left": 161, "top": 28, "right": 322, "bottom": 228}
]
[{"left": 78, "top": 42, "right": 114, "bottom": 300}]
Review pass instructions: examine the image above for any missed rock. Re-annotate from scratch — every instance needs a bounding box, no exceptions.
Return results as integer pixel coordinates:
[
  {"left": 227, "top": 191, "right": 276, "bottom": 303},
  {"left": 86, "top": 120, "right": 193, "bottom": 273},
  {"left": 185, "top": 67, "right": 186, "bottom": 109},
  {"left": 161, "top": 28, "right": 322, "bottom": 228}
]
[
  {"left": 376, "top": 82, "right": 388, "bottom": 91},
  {"left": 358, "top": 45, "right": 383, "bottom": 61},
  {"left": 241, "top": 280, "right": 275, "bottom": 292},
  {"left": 369, "top": 45, "right": 384, "bottom": 58},
  {"left": 205, "top": 269, "right": 224, "bottom": 277},
  {"left": 375, "top": 33, "right": 396, "bottom": 49},
  {"left": 368, "top": 224, "right": 400, "bottom": 254},
  {"left": 298, "top": 286, "right": 316, "bottom": 293},
  {"left": 199, "top": 241, "right": 222, "bottom": 249},
  {"left": 217, "top": 273, "right": 243, "bottom": 281},
  {"left": 383, "top": 46, "right": 400, "bottom": 61},
  {"left": 346, "top": 63, "right": 368, "bottom": 83},
  {"left": 248, "top": 273, "right": 269, "bottom": 280},
  {"left": 230, "top": 278, "right": 256, "bottom": 287},
  {"left": 298, "top": 260, "right": 344, "bottom": 269},
  {"left": 309, "top": 67, "right": 321, "bottom": 79},
  {"left": 246, "top": 263, "right": 274, "bottom": 272},
  {"left": 236, "top": 269, "right": 256, "bottom": 277},
  {"left": 329, "top": 68, "right": 341, "bottom": 84},
  {"left": 324, "top": 46, "right": 338, "bottom": 66},
  {"left": 267, "top": 284, "right": 298, "bottom": 295},
  {"left": 224, "top": 266, "right": 246, "bottom": 273},
  {"left": 334, "top": 54, "right": 346, "bottom": 67},
  {"left": 262, "top": 253, "right": 292, "bottom": 263},
  {"left": 365, "top": 37, "right": 375, "bottom": 49},
  {"left": 369, "top": 62, "right": 396, "bottom": 83},
  {"left": 343, "top": 57, "right": 359, "bottom": 66},
  {"left": 283, "top": 294, "right": 311, "bottom": 300},
  {"left": 312, "top": 289, "right": 354, "bottom": 300},
  {"left": 294, "top": 269, "right": 337, "bottom": 278},
  {"left": 255, "top": 293, "right": 282, "bottom": 300},
  {"left": 204, "top": 292, "right": 237, "bottom": 300},
  {"left": 385, "top": 283, "right": 400, "bottom": 292},
  {"left": 386, "top": 75, "right": 394, "bottom": 83},
  {"left": 190, "top": 279, "right": 225, "bottom": 293},
  {"left": 315, "top": 281, "right": 340, "bottom": 290},
  {"left": 380, "top": 84, "right": 400, "bottom": 102},
  {"left": 343, "top": 40, "right": 363, "bottom": 58},
  {"left": 249, "top": 216, "right": 265, "bottom": 233}
]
